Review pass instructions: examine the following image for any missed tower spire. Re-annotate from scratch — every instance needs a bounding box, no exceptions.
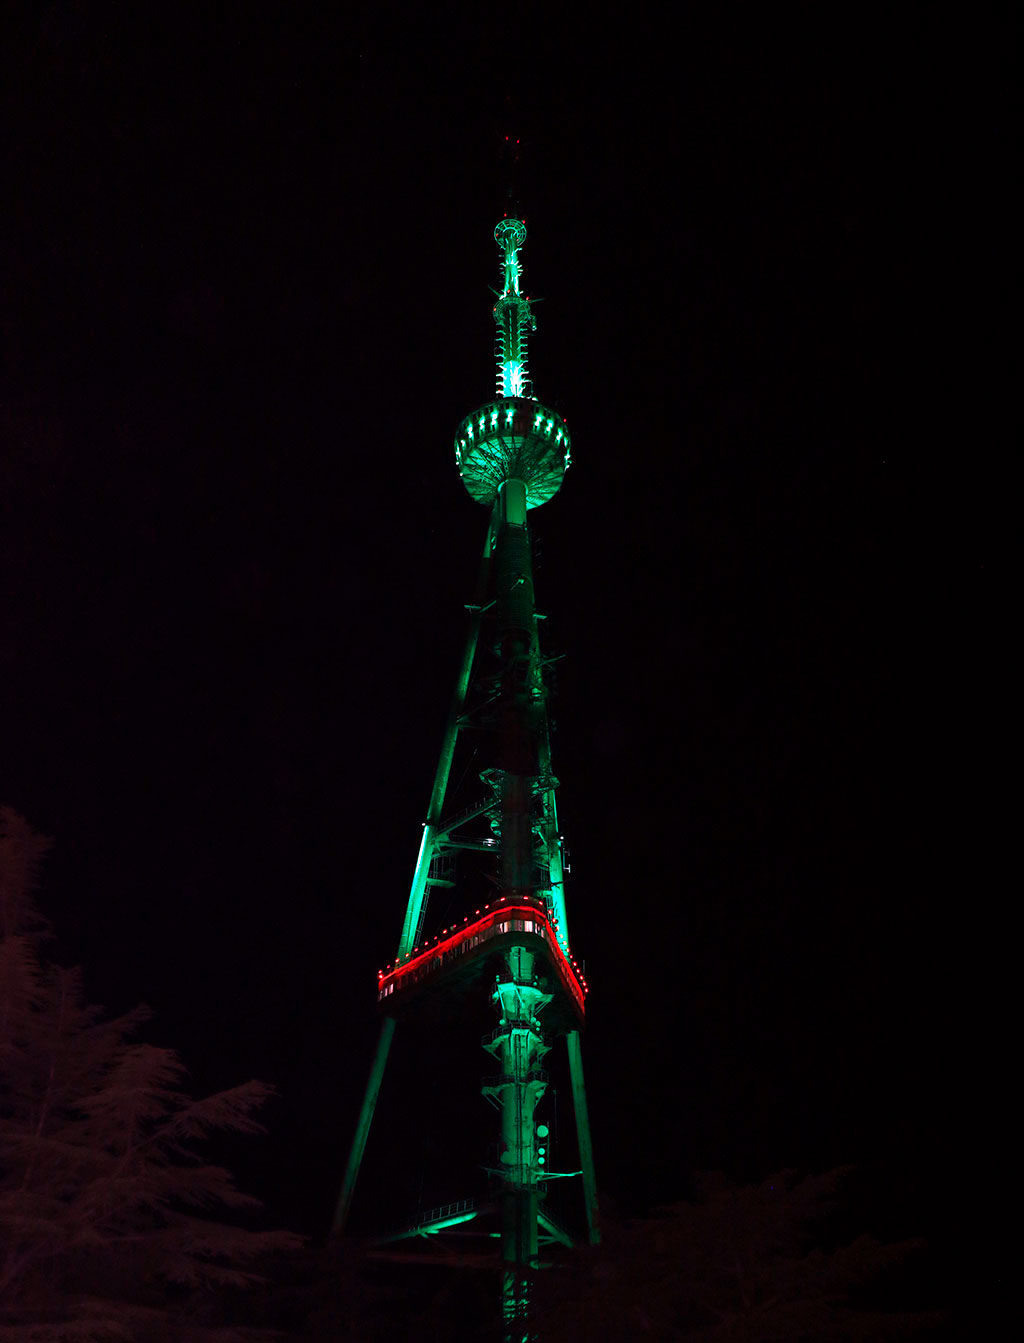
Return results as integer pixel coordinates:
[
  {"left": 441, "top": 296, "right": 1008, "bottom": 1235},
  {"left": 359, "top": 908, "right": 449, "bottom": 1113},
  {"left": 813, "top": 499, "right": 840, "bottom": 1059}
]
[{"left": 498, "top": 93, "right": 524, "bottom": 218}]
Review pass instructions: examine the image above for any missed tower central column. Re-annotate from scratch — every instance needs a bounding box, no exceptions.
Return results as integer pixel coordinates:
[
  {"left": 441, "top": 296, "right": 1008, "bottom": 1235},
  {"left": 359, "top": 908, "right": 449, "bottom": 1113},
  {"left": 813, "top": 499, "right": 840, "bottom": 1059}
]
[
  {"left": 494, "top": 477, "right": 538, "bottom": 898},
  {"left": 488, "top": 470, "right": 551, "bottom": 1339},
  {"left": 483, "top": 945, "right": 551, "bottom": 1339}
]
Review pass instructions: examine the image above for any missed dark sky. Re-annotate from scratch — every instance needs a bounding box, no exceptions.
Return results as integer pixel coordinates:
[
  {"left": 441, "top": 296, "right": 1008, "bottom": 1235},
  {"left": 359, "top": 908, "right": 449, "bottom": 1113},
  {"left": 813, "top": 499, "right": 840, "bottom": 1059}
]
[{"left": 3, "top": 3, "right": 960, "bottom": 1251}]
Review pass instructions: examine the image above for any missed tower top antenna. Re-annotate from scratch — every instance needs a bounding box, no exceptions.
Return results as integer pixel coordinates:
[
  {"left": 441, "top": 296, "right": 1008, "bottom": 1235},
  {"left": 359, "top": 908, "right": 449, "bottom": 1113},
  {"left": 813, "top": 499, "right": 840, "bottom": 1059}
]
[
  {"left": 492, "top": 217, "right": 535, "bottom": 400},
  {"left": 499, "top": 93, "right": 523, "bottom": 219}
]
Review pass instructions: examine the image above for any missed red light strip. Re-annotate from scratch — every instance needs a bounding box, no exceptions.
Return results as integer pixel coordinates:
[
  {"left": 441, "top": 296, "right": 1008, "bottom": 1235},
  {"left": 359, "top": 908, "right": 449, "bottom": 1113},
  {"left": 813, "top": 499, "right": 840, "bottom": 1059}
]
[{"left": 378, "top": 902, "right": 586, "bottom": 1015}]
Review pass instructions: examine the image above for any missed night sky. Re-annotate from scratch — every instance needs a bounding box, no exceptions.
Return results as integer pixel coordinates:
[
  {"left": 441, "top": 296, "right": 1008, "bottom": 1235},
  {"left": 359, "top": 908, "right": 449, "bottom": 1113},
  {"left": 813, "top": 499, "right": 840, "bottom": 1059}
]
[{"left": 3, "top": 2, "right": 957, "bottom": 1262}]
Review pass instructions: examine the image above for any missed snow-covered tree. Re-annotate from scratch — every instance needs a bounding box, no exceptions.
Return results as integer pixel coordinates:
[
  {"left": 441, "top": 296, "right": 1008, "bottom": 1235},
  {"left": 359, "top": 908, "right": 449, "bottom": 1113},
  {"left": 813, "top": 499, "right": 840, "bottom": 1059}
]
[{"left": 0, "top": 808, "right": 301, "bottom": 1340}]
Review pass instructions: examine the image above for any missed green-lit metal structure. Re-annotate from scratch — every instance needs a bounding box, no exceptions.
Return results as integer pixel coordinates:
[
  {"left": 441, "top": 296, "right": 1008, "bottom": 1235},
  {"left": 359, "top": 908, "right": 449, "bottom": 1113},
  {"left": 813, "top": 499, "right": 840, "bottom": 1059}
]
[{"left": 334, "top": 217, "right": 597, "bottom": 1338}]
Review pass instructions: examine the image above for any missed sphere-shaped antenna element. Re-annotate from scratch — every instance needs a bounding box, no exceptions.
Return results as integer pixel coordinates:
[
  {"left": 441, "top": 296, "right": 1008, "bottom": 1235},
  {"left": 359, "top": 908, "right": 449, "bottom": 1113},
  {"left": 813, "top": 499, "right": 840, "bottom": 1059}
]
[
  {"left": 494, "top": 218, "right": 528, "bottom": 290},
  {"left": 455, "top": 398, "right": 571, "bottom": 509}
]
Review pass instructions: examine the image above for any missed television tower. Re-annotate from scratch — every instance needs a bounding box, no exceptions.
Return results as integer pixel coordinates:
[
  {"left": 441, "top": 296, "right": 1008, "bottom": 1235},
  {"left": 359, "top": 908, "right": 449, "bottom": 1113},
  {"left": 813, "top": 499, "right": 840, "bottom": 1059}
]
[{"left": 334, "top": 211, "right": 598, "bottom": 1337}]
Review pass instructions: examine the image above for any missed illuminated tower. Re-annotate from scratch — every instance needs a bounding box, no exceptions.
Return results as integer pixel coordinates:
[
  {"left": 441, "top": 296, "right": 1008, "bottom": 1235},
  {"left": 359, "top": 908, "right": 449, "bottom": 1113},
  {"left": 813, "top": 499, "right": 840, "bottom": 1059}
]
[{"left": 334, "top": 216, "right": 598, "bottom": 1337}]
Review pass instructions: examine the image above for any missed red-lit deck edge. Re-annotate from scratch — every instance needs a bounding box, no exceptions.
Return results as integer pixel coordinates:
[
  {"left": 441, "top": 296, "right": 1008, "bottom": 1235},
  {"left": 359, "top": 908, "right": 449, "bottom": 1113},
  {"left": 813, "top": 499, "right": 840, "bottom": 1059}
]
[{"left": 378, "top": 898, "right": 588, "bottom": 1018}]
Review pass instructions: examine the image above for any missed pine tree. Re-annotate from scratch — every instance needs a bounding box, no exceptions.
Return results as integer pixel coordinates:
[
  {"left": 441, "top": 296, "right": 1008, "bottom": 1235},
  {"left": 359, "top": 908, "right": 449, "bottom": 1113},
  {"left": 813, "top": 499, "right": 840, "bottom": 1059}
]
[{"left": 0, "top": 808, "right": 302, "bottom": 1340}]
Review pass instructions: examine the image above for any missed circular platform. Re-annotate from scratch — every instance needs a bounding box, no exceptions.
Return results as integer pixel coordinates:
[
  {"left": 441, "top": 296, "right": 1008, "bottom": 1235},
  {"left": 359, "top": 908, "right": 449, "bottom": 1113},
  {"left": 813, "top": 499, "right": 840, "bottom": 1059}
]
[{"left": 454, "top": 399, "right": 571, "bottom": 508}]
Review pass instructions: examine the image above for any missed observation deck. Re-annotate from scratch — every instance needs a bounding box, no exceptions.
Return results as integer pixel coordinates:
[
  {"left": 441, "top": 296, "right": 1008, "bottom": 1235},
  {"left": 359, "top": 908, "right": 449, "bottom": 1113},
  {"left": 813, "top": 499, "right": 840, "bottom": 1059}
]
[
  {"left": 378, "top": 895, "right": 587, "bottom": 1031},
  {"left": 454, "top": 399, "right": 571, "bottom": 509}
]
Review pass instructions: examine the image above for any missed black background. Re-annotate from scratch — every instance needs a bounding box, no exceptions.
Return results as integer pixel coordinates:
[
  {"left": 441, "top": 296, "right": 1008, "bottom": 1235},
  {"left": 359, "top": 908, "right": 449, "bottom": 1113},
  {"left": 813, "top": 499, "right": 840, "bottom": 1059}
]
[{"left": 3, "top": 1, "right": 975, "bottom": 1262}]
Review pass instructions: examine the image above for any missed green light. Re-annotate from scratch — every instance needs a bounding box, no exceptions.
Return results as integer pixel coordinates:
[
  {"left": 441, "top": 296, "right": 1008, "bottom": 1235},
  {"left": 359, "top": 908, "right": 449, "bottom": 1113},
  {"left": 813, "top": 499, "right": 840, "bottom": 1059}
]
[
  {"left": 493, "top": 219, "right": 535, "bottom": 400},
  {"left": 422, "top": 1210, "right": 478, "bottom": 1234},
  {"left": 494, "top": 217, "right": 527, "bottom": 297}
]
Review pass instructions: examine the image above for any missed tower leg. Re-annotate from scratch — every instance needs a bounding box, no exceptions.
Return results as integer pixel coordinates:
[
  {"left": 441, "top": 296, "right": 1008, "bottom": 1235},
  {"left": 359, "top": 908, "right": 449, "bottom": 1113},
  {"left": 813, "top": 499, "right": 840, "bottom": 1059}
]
[
  {"left": 332, "top": 1016, "right": 396, "bottom": 1237},
  {"left": 566, "top": 1029, "right": 600, "bottom": 1245},
  {"left": 332, "top": 513, "right": 497, "bottom": 1237},
  {"left": 397, "top": 507, "right": 496, "bottom": 958}
]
